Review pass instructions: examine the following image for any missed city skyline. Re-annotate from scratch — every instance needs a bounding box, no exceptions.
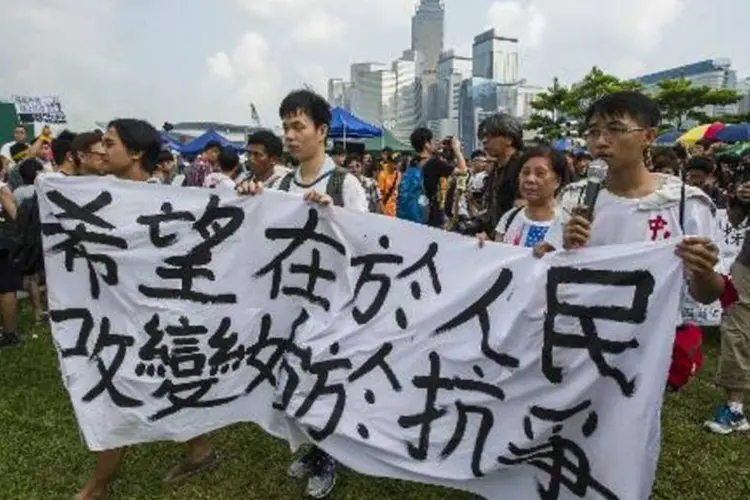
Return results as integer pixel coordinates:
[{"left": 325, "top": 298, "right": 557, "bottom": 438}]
[{"left": 1, "top": 0, "right": 748, "bottom": 129}]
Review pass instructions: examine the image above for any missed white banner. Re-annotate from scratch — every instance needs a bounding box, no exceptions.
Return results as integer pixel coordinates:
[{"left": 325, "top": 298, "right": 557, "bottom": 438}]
[
  {"left": 681, "top": 209, "right": 746, "bottom": 326},
  {"left": 38, "top": 176, "right": 685, "bottom": 500}
]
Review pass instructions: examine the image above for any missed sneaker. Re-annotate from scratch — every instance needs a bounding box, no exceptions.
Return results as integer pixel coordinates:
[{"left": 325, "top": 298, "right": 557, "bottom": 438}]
[
  {"left": 705, "top": 405, "right": 750, "bottom": 435},
  {"left": 0, "top": 332, "right": 22, "bottom": 348},
  {"left": 306, "top": 451, "right": 336, "bottom": 499},
  {"left": 288, "top": 447, "right": 317, "bottom": 480}
]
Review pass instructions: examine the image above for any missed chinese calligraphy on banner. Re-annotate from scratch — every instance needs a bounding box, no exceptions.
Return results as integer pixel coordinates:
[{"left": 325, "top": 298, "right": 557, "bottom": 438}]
[{"left": 38, "top": 176, "right": 686, "bottom": 500}]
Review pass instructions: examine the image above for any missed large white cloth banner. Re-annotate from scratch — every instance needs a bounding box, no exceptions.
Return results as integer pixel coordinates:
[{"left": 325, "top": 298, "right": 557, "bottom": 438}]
[
  {"left": 681, "top": 209, "right": 746, "bottom": 326},
  {"left": 38, "top": 176, "right": 685, "bottom": 500}
]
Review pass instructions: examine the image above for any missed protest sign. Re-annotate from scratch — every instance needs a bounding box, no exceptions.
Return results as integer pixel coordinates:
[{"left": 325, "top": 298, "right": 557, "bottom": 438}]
[
  {"left": 12, "top": 95, "right": 67, "bottom": 124},
  {"left": 38, "top": 175, "right": 685, "bottom": 500}
]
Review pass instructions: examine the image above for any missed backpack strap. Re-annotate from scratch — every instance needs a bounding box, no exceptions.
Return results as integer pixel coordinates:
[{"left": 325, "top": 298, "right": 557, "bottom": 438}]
[
  {"left": 277, "top": 171, "right": 295, "bottom": 192},
  {"left": 679, "top": 179, "right": 686, "bottom": 234},
  {"left": 504, "top": 206, "right": 525, "bottom": 233},
  {"left": 326, "top": 167, "right": 348, "bottom": 208}
]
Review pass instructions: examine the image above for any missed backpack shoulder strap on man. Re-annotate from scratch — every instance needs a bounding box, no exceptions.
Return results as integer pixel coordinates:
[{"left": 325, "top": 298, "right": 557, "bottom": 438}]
[
  {"left": 326, "top": 167, "right": 348, "bottom": 208},
  {"left": 504, "top": 205, "right": 525, "bottom": 233},
  {"left": 277, "top": 171, "right": 295, "bottom": 192},
  {"left": 679, "top": 179, "right": 686, "bottom": 233}
]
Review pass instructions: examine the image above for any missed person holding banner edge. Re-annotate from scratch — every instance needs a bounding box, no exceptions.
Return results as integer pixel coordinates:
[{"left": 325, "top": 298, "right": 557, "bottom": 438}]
[
  {"left": 74, "top": 119, "right": 219, "bottom": 500},
  {"left": 237, "top": 89, "right": 368, "bottom": 499},
  {"left": 541, "top": 91, "right": 725, "bottom": 493}
]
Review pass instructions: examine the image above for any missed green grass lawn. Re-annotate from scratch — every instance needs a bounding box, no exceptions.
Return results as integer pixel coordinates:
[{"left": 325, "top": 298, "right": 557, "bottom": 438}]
[{"left": 1, "top": 307, "right": 749, "bottom": 499}]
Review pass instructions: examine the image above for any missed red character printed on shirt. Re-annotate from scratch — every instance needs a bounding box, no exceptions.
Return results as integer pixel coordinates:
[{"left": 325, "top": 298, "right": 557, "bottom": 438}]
[{"left": 648, "top": 215, "right": 672, "bottom": 241}]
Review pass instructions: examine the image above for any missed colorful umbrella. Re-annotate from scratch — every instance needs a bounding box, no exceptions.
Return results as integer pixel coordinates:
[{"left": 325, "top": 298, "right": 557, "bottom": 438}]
[
  {"left": 678, "top": 123, "right": 724, "bottom": 145},
  {"left": 655, "top": 130, "right": 680, "bottom": 145},
  {"left": 704, "top": 122, "right": 725, "bottom": 141},
  {"left": 715, "top": 123, "right": 750, "bottom": 143}
]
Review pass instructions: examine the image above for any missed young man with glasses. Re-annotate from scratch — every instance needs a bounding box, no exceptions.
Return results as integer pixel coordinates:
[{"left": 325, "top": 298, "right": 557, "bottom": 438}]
[{"left": 544, "top": 90, "right": 724, "bottom": 496}]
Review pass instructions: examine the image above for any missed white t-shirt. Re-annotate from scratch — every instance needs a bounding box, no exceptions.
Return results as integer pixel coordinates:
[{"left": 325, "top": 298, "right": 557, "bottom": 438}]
[
  {"left": 545, "top": 189, "right": 716, "bottom": 249},
  {"left": 496, "top": 206, "right": 564, "bottom": 248},
  {"left": 268, "top": 156, "right": 368, "bottom": 213},
  {"left": 204, "top": 172, "right": 236, "bottom": 190}
]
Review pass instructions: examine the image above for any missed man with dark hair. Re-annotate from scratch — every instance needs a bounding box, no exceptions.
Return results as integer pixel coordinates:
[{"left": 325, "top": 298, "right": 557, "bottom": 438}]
[
  {"left": 149, "top": 150, "right": 176, "bottom": 184},
  {"left": 246, "top": 129, "right": 289, "bottom": 185},
  {"left": 204, "top": 147, "right": 241, "bottom": 189},
  {"left": 185, "top": 140, "right": 222, "bottom": 187},
  {"left": 408, "top": 127, "right": 467, "bottom": 227},
  {"left": 51, "top": 130, "right": 78, "bottom": 176},
  {"left": 71, "top": 132, "right": 108, "bottom": 176},
  {"left": 476, "top": 112, "right": 525, "bottom": 238},
  {"left": 547, "top": 91, "right": 725, "bottom": 485},
  {"left": 0, "top": 125, "right": 27, "bottom": 164},
  {"left": 685, "top": 156, "right": 726, "bottom": 208},
  {"left": 76, "top": 119, "right": 219, "bottom": 500},
  {"left": 237, "top": 89, "right": 367, "bottom": 498},
  {"left": 330, "top": 144, "right": 346, "bottom": 167}
]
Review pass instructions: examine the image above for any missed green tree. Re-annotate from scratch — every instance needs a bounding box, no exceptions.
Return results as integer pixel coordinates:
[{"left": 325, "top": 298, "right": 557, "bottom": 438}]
[
  {"left": 564, "top": 66, "right": 644, "bottom": 121},
  {"left": 526, "top": 68, "right": 644, "bottom": 140},
  {"left": 526, "top": 77, "right": 570, "bottom": 140},
  {"left": 654, "top": 78, "right": 743, "bottom": 130}
]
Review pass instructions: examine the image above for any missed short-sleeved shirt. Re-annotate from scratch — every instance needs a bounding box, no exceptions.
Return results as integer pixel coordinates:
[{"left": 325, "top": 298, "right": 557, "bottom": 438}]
[
  {"left": 496, "top": 207, "right": 564, "bottom": 248},
  {"left": 203, "top": 172, "right": 236, "bottom": 190},
  {"left": 268, "top": 156, "right": 368, "bottom": 213}
]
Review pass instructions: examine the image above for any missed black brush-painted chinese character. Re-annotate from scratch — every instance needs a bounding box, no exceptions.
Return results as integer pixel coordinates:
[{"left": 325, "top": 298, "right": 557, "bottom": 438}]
[
  {"left": 139, "top": 195, "right": 243, "bottom": 304},
  {"left": 245, "top": 310, "right": 309, "bottom": 395},
  {"left": 398, "top": 351, "right": 505, "bottom": 477},
  {"left": 544, "top": 268, "right": 654, "bottom": 397},
  {"left": 254, "top": 208, "right": 345, "bottom": 311},
  {"left": 349, "top": 235, "right": 404, "bottom": 325},
  {"left": 136, "top": 202, "right": 196, "bottom": 248},
  {"left": 497, "top": 401, "right": 619, "bottom": 500},
  {"left": 349, "top": 238, "right": 443, "bottom": 329},
  {"left": 42, "top": 191, "right": 127, "bottom": 299},
  {"left": 137, "top": 315, "right": 240, "bottom": 421},
  {"left": 346, "top": 342, "right": 403, "bottom": 440},
  {"left": 50, "top": 309, "right": 143, "bottom": 408},
  {"left": 207, "top": 317, "right": 246, "bottom": 375},
  {"left": 435, "top": 269, "right": 519, "bottom": 369}
]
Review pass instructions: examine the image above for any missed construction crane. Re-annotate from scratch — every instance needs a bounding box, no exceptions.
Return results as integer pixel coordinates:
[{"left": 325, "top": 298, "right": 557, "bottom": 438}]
[{"left": 248, "top": 102, "right": 261, "bottom": 128}]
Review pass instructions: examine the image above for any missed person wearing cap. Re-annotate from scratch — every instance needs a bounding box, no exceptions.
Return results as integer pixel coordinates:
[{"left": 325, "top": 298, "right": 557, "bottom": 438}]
[{"left": 476, "top": 112, "right": 525, "bottom": 238}]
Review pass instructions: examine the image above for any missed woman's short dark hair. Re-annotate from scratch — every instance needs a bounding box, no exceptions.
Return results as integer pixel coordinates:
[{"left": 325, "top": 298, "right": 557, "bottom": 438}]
[{"left": 518, "top": 145, "right": 570, "bottom": 186}]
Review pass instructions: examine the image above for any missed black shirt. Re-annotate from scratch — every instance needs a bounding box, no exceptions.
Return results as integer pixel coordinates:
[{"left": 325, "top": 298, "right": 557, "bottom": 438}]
[
  {"left": 483, "top": 152, "right": 523, "bottom": 235},
  {"left": 422, "top": 156, "right": 454, "bottom": 227}
]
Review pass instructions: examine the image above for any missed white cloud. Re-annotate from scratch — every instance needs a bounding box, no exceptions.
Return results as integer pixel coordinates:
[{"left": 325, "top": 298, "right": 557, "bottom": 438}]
[
  {"left": 234, "top": 0, "right": 313, "bottom": 18},
  {"left": 488, "top": 1, "right": 547, "bottom": 47},
  {"left": 290, "top": 11, "right": 346, "bottom": 46},
  {"left": 206, "top": 32, "right": 283, "bottom": 124}
]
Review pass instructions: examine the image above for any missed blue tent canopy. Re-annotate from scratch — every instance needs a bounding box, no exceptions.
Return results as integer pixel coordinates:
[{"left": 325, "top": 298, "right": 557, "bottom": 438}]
[
  {"left": 655, "top": 130, "right": 681, "bottom": 145},
  {"left": 177, "top": 129, "right": 244, "bottom": 155},
  {"left": 160, "top": 132, "right": 183, "bottom": 151},
  {"left": 329, "top": 107, "right": 382, "bottom": 139}
]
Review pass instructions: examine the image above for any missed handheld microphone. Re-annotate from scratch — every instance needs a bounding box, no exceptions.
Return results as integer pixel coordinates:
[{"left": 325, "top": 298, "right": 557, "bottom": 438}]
[{"left": 582, "top": 159, "right": 608, "bottom": 221}]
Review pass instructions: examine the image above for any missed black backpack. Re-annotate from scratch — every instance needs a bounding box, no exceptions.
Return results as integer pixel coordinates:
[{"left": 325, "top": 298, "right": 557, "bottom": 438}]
[
  {"left": 277, "top": 167, "right": 348, "bottom": 208},
  {"left": 10, "top": 194, "right": 44, "bottom": 275}
]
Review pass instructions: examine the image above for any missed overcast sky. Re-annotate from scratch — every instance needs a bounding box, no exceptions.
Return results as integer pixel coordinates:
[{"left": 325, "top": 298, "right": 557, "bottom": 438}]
[{"left": 2, "top": 0, "right": 747, "bottom": 129}]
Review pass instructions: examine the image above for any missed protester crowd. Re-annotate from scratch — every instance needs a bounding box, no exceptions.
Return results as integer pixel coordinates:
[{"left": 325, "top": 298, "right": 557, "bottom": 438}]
[{"left": 0, "top": 88, "right": 749, "bottom": 499}]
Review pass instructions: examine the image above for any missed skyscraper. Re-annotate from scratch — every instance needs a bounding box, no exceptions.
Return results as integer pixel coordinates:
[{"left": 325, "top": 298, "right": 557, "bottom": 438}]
[
  {"left": 472, "top": 29, "right": 519, "bottom": 84},
  {"left": 411, "top": 0, "right": 445, "bottom": 73}
]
